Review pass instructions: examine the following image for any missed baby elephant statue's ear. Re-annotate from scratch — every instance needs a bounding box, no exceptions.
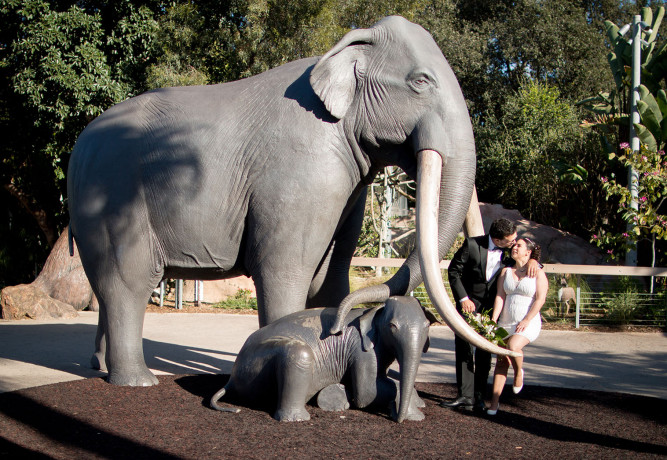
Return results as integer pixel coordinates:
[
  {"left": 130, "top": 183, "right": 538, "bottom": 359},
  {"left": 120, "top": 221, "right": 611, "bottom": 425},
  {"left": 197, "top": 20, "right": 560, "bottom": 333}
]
[
  {"left": 358, "top": 306, "right": 383, "bottom": 352},
  {"left": 421, "top": 305, "right": 436, "bottom": 353},
  {"left": 310, "top": 27, "right": 375, "bottom": 119},
  {"left": 422, "top": 306, "right": 440, "bottom": 325}
]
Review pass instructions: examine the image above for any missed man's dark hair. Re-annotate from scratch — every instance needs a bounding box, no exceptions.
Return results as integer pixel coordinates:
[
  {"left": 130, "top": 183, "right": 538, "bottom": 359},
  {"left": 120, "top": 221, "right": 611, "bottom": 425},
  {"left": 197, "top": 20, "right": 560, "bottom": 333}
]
[{"left": 489, "top": 218, "right": 516, "bottom": 239}]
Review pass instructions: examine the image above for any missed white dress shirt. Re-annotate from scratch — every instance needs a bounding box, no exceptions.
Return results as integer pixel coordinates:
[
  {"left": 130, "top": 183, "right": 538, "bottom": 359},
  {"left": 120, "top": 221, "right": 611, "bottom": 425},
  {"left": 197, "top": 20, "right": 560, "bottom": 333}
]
[
  {"left": 461, "top": 236, "right": 505, "bottom": 304},
  {"left": 486, "top": 236, "right": 504, "bottom": 281}
]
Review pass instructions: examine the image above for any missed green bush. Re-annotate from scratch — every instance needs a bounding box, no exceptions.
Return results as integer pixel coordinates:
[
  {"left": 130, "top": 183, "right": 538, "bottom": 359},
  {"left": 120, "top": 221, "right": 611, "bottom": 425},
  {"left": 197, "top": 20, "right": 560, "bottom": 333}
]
[
  {"left": 602, "top": 291, "right": 641, "bottom": 325},
  {"left": 213, "top": 289, "right": 257, "bottom": 311}
]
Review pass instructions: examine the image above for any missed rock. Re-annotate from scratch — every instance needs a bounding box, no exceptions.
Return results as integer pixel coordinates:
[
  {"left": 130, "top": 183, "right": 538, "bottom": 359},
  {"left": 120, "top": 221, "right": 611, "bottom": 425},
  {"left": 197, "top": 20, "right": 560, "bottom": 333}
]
[
  {"left": 480, "top": 203, "right": 604, "bottom": 265},
  {"left": 181, "top": 277, "right": 257, "bottom": 304},
  {"left": 1, "top": 284, "right": 78, "bottom": 320},
  {"left": 0, "top": 226, "right": 97, "bottom": 320},
  {"left": 31, "top": 226, "right": 97, "bottom": 311}
]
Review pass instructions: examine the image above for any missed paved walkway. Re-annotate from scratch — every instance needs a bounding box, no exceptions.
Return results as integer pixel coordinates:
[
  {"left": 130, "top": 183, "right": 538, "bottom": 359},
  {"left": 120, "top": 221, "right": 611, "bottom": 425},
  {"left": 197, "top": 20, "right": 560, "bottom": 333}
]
[{"left": 1, "top": 312, "right": 666, "bottom": 399}]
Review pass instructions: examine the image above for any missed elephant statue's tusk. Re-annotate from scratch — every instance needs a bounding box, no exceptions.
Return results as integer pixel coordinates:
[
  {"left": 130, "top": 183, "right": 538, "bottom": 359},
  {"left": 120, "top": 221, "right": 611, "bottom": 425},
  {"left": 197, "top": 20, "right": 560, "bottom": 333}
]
[{"left": 416, "top": 149, "right": 521, "bottom": 358}]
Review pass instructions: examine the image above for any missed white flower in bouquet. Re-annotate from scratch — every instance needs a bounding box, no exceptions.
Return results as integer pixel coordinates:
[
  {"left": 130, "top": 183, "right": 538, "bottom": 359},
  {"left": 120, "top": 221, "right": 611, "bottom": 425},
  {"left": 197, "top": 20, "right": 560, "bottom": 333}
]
[{"left": 463, "top": 311, "right": 509, "bottom": 348}]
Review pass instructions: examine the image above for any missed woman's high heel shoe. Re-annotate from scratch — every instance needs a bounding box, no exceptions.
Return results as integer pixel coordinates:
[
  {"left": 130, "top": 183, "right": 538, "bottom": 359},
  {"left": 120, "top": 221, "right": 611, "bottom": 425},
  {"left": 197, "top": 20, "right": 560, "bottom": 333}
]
[
  {"left": 486, "top": 404, "right": 499, "bottom": 416},
  {"left": 513, "top": 369, "right": 524, "bottom": 394}
]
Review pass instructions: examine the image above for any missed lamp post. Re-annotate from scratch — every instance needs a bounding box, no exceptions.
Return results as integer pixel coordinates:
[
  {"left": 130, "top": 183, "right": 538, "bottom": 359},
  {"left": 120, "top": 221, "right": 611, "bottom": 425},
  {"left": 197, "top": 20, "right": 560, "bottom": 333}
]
[{"left": 620, "top": 15, "right": 653, "bottom": 266}]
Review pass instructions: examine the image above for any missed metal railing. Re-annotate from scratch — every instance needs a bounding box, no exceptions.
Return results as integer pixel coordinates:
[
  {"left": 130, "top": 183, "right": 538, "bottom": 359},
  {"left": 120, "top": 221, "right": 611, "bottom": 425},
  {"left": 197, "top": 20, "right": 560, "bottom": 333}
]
[{"left": 351, "top": 258, "right": 667, "bottom": 329}]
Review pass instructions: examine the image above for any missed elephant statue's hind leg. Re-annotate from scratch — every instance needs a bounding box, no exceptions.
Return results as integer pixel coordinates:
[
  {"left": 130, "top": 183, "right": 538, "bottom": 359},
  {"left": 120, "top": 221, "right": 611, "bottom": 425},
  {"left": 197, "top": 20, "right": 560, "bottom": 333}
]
[
  {"left": 96, "top": 283, "right": 159, "bottom": 386},
  {"left": 82, "top": 230, "right": 161, "bottom": 387},
  {"left": 91, "top": 318, "right": 107, "bottom": 372},
  {"left": 273, "top": 340, "right": 315, "bottom": 422}
]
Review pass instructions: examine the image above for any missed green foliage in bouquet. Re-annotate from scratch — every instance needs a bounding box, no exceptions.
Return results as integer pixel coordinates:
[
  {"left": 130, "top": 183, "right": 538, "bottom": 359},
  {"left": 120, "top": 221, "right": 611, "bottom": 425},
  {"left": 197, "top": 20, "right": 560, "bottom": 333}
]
[{"left": 464, "top": 312, "right": 509, "bottom": 349}]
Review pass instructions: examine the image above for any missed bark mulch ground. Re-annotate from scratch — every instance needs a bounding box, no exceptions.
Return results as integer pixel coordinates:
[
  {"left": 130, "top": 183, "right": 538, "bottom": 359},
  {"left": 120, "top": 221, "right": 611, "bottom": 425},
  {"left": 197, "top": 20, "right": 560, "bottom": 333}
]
[{"left": 0, "top": 375, "right": 665, "bottom": 459}]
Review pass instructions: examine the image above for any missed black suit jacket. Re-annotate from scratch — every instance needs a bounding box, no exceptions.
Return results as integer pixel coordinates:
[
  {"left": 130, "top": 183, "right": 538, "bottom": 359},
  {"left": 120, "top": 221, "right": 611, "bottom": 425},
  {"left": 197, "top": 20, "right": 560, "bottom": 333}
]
[{"left": 448, "top": 234, "right": 513, "bottom": 313}]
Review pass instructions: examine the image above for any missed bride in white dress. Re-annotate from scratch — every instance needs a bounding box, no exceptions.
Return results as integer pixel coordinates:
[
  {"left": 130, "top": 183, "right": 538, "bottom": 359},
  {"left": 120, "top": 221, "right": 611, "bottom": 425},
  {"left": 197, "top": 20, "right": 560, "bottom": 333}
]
[{"left": 486, "top": 237, "right": 548, "bottom": 415}]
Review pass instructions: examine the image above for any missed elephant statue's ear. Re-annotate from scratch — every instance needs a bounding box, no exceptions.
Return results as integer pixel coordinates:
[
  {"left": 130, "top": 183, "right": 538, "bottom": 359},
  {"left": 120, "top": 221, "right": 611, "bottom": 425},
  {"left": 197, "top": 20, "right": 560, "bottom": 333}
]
[
  {"left": 310, "top": 27, "right": 375, "bottom": 119},
  {"left": 358, "top": 306, "right": 382, "bottom": 352},
  {"left": 421, "top": 306, "right": 436, "bottom": 353},
  {"left": 422, "top": 306, "right": 440, "bottom": 325}
]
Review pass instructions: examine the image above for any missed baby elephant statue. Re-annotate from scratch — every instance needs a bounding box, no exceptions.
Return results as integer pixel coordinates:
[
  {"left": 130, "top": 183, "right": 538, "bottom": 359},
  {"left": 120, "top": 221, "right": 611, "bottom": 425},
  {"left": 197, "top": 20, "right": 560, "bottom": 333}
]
[{"left": 211, "top": 296, "right": 433, "bottom": 422}]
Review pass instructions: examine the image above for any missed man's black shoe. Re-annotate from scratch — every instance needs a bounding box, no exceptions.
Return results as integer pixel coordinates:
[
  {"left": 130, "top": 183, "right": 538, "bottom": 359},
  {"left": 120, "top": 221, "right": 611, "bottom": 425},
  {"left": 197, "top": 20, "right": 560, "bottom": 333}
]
[{"left": 439, "top": 396, "right": 474, "bottom": 410}]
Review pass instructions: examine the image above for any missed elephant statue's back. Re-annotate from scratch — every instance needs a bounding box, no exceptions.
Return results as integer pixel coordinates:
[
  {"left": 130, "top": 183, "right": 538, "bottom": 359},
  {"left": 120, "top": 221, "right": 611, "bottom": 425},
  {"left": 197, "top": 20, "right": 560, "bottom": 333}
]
[{"left": 230, "top": 308, "right": 365, "bottom": 398}]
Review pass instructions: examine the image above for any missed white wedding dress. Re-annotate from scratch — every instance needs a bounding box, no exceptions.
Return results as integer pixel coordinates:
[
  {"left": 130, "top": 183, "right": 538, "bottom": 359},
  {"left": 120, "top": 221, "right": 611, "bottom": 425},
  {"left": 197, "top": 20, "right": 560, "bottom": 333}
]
[{"left": 497, "top": 271, "right": 541, "bottom": 342}]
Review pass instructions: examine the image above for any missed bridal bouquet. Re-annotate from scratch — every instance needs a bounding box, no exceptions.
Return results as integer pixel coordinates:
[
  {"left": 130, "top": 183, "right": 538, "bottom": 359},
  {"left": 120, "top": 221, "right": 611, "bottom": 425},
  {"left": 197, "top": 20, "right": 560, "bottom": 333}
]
[{"left": 464, "top": 312, "right": 509, "bottom": 348}]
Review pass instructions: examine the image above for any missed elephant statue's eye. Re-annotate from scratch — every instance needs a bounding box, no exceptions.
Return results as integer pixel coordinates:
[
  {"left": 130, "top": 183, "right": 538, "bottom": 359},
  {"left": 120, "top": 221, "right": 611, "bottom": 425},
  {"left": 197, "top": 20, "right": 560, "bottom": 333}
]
[{"left": 408, "top": 73, "right": 434, "bottom": 93}]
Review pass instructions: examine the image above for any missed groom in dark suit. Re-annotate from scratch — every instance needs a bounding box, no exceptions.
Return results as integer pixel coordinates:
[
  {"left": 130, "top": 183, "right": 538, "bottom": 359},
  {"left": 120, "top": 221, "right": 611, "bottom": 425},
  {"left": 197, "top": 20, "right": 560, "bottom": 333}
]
[{"left": 441, "top": 218, "right": 518, "bottom": 412}]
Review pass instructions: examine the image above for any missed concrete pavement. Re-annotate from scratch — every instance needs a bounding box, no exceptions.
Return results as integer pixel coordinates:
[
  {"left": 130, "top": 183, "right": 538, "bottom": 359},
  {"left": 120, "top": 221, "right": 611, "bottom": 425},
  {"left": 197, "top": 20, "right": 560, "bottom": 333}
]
[{"left": 1, "top": 311, "right": 666, "bottom": 399}]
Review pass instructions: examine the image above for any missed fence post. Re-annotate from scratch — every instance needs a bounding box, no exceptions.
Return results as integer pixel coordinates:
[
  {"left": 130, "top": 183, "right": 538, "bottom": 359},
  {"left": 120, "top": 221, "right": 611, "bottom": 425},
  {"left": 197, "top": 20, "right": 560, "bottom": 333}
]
[
  {"left": 575, "top": 275, "right": 581, "bottom": 329},
  {"left": 175, "top": 279, "right": 183, "bottom": 310},
  {"left": 159, "top": 280, "right": 165, "bottom": 307},
  {"left": 194, "top": 280, "right": 202, "bottom": 307}
]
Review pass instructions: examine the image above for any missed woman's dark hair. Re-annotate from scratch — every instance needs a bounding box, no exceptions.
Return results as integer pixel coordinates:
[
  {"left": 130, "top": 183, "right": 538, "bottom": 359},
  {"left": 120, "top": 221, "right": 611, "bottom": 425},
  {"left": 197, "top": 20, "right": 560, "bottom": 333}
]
[
  {"left": 489, "top": 218, "right": 517, "bottom": 239},
  {"left": 521, "top": 237, "right": 541, "bottom": 262}
]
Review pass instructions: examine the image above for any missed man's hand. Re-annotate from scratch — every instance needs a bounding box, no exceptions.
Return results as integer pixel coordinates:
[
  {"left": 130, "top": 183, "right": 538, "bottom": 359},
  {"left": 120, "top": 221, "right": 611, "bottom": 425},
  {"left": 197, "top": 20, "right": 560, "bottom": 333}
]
[
  {"left": 461, "top": 299, "right": 476, "bottom": 313},
  {"left": 526, "top": 259, "right": 540, "bottom": 277}
]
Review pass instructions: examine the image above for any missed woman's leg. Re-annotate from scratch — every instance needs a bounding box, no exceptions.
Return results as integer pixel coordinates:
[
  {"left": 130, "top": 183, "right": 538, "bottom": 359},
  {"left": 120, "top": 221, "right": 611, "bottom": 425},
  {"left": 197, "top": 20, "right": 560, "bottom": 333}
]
[
  {"left": 507, "top": 335, "right": 530, "bottom": 388},
  {"left": 489, "top": 355, "right": 510, "bottom": 410}
]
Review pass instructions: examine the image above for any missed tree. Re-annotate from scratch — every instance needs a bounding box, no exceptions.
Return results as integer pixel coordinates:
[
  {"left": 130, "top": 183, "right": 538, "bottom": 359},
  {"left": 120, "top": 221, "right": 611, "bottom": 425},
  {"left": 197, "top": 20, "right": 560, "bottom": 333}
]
[
  {"left": 476, "top": 79, "right": 610, "bottom": 229},
  {"left": 578, "top": 5, "right": 667, "bottom": 153},
  {"left": 592, "top": 143, "right": 667, "bottom": 272},
  {"left": 147, "top": 0, "right": 340, "bottom": 86},
  {"left": 469, "top": 0, "right": 667, "bottom": 243},
  {"left": 578, "top": 5, "right": 667, "bottom": 265},
  {"left": 0, "top": 0, "right": 161, "bottom": 285},
  {"left": 454, "top": 0, "right": 613, "bottom": 122}
]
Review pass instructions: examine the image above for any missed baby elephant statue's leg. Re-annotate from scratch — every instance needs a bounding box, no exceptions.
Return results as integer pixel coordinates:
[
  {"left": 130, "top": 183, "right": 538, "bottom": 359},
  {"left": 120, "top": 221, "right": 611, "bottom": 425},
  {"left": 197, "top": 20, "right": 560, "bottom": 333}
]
[
  {"left": 412, "top": 387, "right": 426, "bottom": 408},
  {"left": 317, "top": 383, "right": 350, "bottom": 412},
  {"left": 390, "top": 380, "right": 425, "bottom": 422},
  {"left": 273, "top": 340, "right": 315, "bottom": 422}
]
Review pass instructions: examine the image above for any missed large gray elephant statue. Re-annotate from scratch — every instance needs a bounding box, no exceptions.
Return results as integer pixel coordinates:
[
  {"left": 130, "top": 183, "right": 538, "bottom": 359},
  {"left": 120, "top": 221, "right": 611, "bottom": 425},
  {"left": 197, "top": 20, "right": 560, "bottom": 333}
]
[
  {"left": 210, "top": 296, "right": 432, "bottom": 423},
  {"left": 68, "top": 16, "right": 512, "bottom": 387}
]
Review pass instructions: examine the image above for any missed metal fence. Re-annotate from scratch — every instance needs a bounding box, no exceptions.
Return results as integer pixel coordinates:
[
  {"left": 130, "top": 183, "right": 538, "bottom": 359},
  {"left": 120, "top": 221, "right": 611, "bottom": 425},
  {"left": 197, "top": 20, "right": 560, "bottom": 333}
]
[{"left": 351, "top": 258, "right": 667, "bottom": 329}]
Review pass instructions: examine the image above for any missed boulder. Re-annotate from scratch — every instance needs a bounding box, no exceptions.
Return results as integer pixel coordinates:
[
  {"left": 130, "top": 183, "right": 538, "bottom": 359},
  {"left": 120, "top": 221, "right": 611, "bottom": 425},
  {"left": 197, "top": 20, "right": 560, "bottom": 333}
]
[
  {"left": 0, "top": 226, "right": 97, "bottom": 320},
  {"left": 1, "top": 284, "right": 78, "bottom": 320},
  {"left": 480, "top": 203, "right": 603, "bottom": 265}
]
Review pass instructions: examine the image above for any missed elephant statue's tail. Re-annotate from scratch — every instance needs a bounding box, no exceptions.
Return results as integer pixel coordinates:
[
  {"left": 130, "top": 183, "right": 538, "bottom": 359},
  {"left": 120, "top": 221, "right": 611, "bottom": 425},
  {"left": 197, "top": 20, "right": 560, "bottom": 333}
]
[
  {"left": 210, "top": 385, "right": 241, "bottom": 413},
  {"left": 68, "top": 224, "right": 74, "bottom": 257}
]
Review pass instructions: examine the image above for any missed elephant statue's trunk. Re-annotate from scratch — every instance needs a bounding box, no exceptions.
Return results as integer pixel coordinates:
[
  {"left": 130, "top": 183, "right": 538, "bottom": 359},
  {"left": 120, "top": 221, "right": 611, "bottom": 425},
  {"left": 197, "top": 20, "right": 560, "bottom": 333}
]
[
  {"left": 330, "top": 146, "right": 468, "bottom": 329},
  {"left": 395, "top": 345, "right": 421, "bottom": 423},
  {"left": 416, "top": 150, "right": 518, "bottom": 357},
  {"left": 331, "top": 144, "right": 518, "bottom": 357}
]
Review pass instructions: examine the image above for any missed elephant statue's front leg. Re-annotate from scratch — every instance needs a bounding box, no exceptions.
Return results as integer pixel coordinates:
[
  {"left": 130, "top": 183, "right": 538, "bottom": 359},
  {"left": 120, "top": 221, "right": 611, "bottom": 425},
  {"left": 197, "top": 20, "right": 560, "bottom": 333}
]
[
  {"left": 316, "top": 383, "right": 350, "bottom": 412},
  {"left": 389, "top": 380, "right": 425, "bottom": 422},
  {"left": 307, "top": 190, "right": 367, "bottom": 309},
  {"left": 352, "top": 372, "right": 424, "bottom": 421}
]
